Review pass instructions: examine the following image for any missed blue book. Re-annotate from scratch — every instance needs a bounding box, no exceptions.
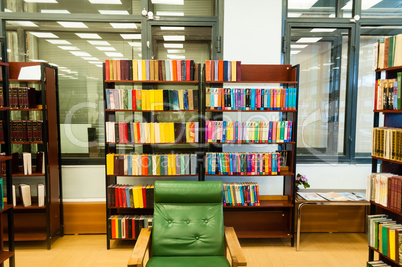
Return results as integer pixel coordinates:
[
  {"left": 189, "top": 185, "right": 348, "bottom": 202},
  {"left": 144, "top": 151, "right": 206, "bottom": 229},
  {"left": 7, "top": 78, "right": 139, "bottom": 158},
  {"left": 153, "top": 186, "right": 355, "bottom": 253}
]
[
  {"left": 223, "top": 61, "right": 228, "bottom": 81},
  {"left": 106, "top": 89, "right": 111, "bottom": 109},
  {"left": 237, "top": 89, "right": 241, "bottom": 110},
  {"left": 229, "top": 153, "right": 233, "bottom": 174},
  {"left": 272, "top": 153, "right": 277, "bottom": 174},
  {"left": 246, "top": 154, "right": 251, "bottom": 174},
  {"left": 125, "top": 186, "right": 131, "bottom": 207},
  {"left": 234, "top": 121, "right": 238, "bottom": 141},
  {"left": 222, "top": 121, "right": 227, "bottom": 142},
  {"left": 288, "top": 121, "right": 293, "bottom": 142},
  {"left": 250, "top": 89, "right": 256, "bottom": 110},
  {"left": 260, "top": 89, "right": 265, "bottom": 110},
  {"left": 227, "top": 185, "right": 232, "bottom": 206},
  {"left": 285, "top": 88, "right": 289, "bottom": 110},
  {"left": 267, "top": 89, "right": 271, "bottom": 110},
  {"left": 292, "top": 88, "right": 296, "bottom": 109},
  {"left": 240, "top": 185, "right": 244, "bottom": 206},
  {"left": 210, "top": 88, "right": 215, "bottom": 109},
  {"left": 217, "top": 153, "right": 221, "bottom": 174},
  {"left": 183, "top": 90, "right": 189, "bottom": 110},
  {"left": 127, "top": 154, "right": 132, "bottom": 175},
  {"left": 222, "top": 186, "right": 226, "bottom": 204},
  {"left": 207, "top": 154, "right": 212, "bottom": 174},
  {"left": 172, "top": 90, "right": 179, "bottom": 110},
  {"left": 231, "top": 89, "right": 235, "bottom": 110}
]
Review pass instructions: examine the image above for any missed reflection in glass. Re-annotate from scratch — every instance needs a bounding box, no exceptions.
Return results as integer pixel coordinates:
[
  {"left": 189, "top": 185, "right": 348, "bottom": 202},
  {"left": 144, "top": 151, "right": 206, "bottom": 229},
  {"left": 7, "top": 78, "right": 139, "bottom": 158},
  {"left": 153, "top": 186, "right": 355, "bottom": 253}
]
[
  {"left": 151, "top": 0, "right": 215, "bottom": 17},
  {"left": 287, "top": 0, "right": 352, "bottom": 18},
  {"left": 361, "top": 0, "right": 402, "bottom": 18}
]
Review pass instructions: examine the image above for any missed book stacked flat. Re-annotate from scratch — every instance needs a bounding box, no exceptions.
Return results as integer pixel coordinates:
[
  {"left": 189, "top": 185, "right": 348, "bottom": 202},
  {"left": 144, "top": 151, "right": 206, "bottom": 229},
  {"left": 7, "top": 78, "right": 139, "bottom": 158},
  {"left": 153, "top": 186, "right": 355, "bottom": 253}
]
[
  {"left": 105, "top": 122, "right": 199, "bottom": 144},
  {"left": 105, "top": 89, "right": 199, "bottom": 111},
  {"left": 205, "top": 152, "right": 281, "bottom": 175},
  {"left": 105, "top": 59, "right": 200, "bottom": 81},
  {"left": 205, "top": 120, "right": 292, "bottom": 143},
  {"left": 372, "top": 127, "right": 402, "bottom": 162},
  {"left": 106, "top": 153, "right": 198, "bottom": 176},
  {"left": 223, "top": 182, "right": 260, "bottom": 207},
  {"left": 375, "top": 34, "right": 402, "bottom": 69},
  {"left": 206, "top": 88, "right": 297, "bottom": 111},
  {"left": 205, "top": 60, "right": 241, "bottom": 82},
  {"left": 10, "top": 120, "right": 43, "bottom": 142},
  {"left": 9, "top": 87, "right": 39, "bottom": 109},
  {"left": 107, "top": 184, "right": 154, "bottom": 208},
  {"left": 108, "top": 214, "right": 153, "bottom": 240},
  {"left": 374, "top": 76, "right": 402, "bottom": 111},
  {"left": 368, "top": 214, "right": 402, "bottom": 264}
]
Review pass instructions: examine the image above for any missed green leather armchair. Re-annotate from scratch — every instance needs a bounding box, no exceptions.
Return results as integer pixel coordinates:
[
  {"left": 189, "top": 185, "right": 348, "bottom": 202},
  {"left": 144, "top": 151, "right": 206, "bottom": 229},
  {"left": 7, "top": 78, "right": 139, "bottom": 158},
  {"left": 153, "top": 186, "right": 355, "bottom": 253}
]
[{"left": 128, "top": 181, "right": 246, "bottom": 267}]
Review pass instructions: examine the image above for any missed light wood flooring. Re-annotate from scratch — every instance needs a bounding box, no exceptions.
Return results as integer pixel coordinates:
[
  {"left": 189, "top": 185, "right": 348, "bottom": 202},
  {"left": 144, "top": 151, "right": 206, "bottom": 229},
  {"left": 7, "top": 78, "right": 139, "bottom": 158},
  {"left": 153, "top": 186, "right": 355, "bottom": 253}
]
[{"left": 5, "top": 233, "right": 368, "bottom": 267}]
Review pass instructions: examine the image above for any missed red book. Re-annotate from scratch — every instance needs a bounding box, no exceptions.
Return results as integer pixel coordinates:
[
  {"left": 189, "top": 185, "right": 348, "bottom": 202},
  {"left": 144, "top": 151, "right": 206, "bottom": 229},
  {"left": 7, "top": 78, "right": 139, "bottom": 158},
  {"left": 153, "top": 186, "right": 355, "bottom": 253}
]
[
  {"left": 205, "top": 60, "right": 212, "bottom": 81},
  {"left": 114, "top": 186, "right": 119, "bottom": 207},
  {"left": 122, "top": 185, "right": 127, "bottom": 208},
  {"left": 236, "top": 61, "right": 241, "bottom": 81},
  {"left": 172, "top": 60, "right": 177, "bottom": 81},
  {"left": 142, "top": 186, "right": 147, "bottom": 207},
  {"left": 218, "top": 60, "right": 224, "bottom": 81},
  {"left": 119, "top": 122, "right": 124, "bottom": 143},
  {"left": 132, "top": 90, "right": 136, "bottom": 110},
  {"left": 282, "top": 89, "right": 286, "bottom": 109},
  {"left": 132, "top": 217, "right": 135, "bottom": 239},
  {"left": 268, "top": 154, "right": 272, "bottom": 175},
  {"left": 251, "top": 154, "right": 255, "bottom": 174},
  {"left": 186, "top": 60, "right": 191, "bottom": 81},
  {"left": 256, "top": 89, "right": 261, "bottom": 109},
  {"left": 177, "top": 60, "right": 181, "bottom": 81},
  {"left": 105, "top": 60, "right": 110, "bottom": 80},
  {"left": 277, "top": 152, "right": 281, "bottom": 173},
  {"left": 123, "top": 123, "right": 128, "bottom": 143},
  {"left": 142, "top": 155, "right": 148, "bottom": 175},
  {"left": 135, "top": 123, "right": 141, "bottom": 143},
  {"left": 111, "top": 216, "right": 116, "bottom": 238}
]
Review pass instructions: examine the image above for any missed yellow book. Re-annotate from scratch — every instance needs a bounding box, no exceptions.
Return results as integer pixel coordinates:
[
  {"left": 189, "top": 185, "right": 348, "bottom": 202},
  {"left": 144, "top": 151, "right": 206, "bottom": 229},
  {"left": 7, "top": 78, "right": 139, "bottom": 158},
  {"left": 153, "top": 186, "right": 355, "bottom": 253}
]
[
  {"left": 276, "top": 121, "right": 281, "bottom": 142},
  {"left": 106, "top": 153, "right": 114, "bottom": 175},
  {"left": 276, "top": 89, "right": 281, "bottom": 109},
  {"left": 227, "top": 121, "right": 232, "bottom": 142},
  {"left": 150, "top": 90, "right": 155, "bottom": 110},
  {"left": 390, "top": 228, "right": 396, "bottom": 260},
  {"left": 178, "top": 90, "right": 184, "bottom": 110},
  {"left": 132, "top": 154, "right": 138, "bottom": 175},
  {"left": 138, "top": 186, "right": 144, "bottom": 208},
  {"left": 150, "top": 123, "right": 155, "bottom": 143},
  {"left": 141, "top": 90, "right": 148, "bottom": 110},
  {"left": 155, "top": 90, "right": 163, "bottom": 110},
  {"left": 155, "top": 155, "right": 161, "bottom": 175},
  {"left": 231, "top": 61, "right": 236, "bottom": 81},
  {"left": 142, "top": 60, "right": 146, "bottom": 80},
  {"left": 167, "top": 154, "right": 172, "bottom": 175},
  {"left": 132, "top": 60, "right": 138, "bottom": 80},
  {"left": 145, "top": 123, "right": 151, "bottom": 143},
  {"left": 112, "top": 215, "right": 119, "bottom": 238},
  {"left": 168, "top": 122, "right": 175, "bottom": 143},
  {"left": 160, "top": 123, "right": 166, "bottom": 143},
  {"left": 264, "top": 153, "right": 269, "bottom": 174},
  {"left": 145, "top": 90, "right": 151, "bottom": 111},
  {"left": 186, "top": 122, "right": 190, "bottom": 143},
  {"left": 133, "top": 186, "right": 139, "bottom": 208}
]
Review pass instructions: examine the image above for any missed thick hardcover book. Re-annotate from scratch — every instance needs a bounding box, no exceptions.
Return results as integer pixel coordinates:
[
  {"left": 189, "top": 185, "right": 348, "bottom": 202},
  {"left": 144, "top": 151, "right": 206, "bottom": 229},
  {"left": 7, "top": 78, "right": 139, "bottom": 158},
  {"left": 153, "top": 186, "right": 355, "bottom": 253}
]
[{"left": 194, "top": 63, "right": 199, "bottom": 81}]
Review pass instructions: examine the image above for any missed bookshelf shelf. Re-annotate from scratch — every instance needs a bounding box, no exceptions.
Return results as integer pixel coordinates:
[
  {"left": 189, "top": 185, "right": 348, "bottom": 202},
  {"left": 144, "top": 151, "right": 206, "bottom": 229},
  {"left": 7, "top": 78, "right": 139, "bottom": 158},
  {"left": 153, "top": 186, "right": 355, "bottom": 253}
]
[
  {"left": 373, "top": 109, "right": 402, "bottom": 113},
  {"left": 372, "top": 156, "right": 402, "bottom": 165},
  {"left": 369, "top": 246, "right": 401, "bottom": 267},
  {"left": 0, "top": 251, "right": 14, "bottom": 263},
  {"left": 370, "top": 201, "right": 402, "bottom": 216},
  {"left": 10, "top": 108, "right": 42, "bottom": 112},
  {"left": 205, "top": 109, "right": 297, "bottom": 113},
  {"left": 5, "top": 232, "right": 47, "bottom": 242},
  {"left": 12, "top": 173, "right": 45, "bottom": 177},
  {"left": 224, "top": 200, "right": 293, "bottom": 209},
  {"left": 105, "top": 80, "right": 199, "bottom": 85},
  {"left": 234, "top": 230, "right": 293, "bottom": 239},
  {"left": 106, "top": 109, "right": 198, "bottom": 113},
  {"left": 0, "top": 156, "right": 12, "bottom": 162},
  {"left": 11, "top": 141, "right": 43, "bottom": 145},
  {"left": 9, "top": 79, "right": 41, "bottom": 82},
  {"left": 0, "top": 107, "right": 10, "bottom": 111},
  {"left": 375, "top": 66, "right": 402, "bottom": 72}
]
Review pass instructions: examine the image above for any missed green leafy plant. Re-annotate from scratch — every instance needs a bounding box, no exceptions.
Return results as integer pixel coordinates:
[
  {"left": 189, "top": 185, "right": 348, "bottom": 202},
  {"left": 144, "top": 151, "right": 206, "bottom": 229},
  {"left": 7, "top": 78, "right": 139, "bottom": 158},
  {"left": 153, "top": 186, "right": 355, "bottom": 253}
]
[{"left": 296, "top": 173, "right": 310, "bottom": 189}]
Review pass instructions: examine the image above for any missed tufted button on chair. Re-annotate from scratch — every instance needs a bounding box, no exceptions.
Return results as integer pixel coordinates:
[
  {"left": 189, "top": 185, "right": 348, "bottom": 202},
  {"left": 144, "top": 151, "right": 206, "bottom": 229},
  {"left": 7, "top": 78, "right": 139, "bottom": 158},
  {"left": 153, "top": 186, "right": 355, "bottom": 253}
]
[{"left": 128, "top": 181, "right": 246, "bottom": 267}]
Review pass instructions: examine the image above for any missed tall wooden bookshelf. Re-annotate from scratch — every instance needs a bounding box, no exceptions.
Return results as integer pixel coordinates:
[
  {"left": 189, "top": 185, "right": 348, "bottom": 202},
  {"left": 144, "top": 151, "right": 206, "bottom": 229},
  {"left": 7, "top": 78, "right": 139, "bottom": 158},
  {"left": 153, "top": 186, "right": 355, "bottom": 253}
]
[
  {"left": 368, "top": 66, "right": 402, "bottom": 265},
  {"left": 201, "top": 64, "right": 299, "bottom": 246},
  {"left": 103, "top": 60, "right": 202, "bottom": 249},
  {"left": 6, "top": 62, "right": 63, "bottom": 249}
]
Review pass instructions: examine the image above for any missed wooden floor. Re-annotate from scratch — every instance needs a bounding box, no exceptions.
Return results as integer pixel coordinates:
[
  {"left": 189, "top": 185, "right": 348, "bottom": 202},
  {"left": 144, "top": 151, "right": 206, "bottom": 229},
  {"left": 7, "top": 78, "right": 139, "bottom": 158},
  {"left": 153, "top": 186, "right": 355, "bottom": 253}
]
[{"left": 4, "top": 233, "right": 368, "bottom": 267}]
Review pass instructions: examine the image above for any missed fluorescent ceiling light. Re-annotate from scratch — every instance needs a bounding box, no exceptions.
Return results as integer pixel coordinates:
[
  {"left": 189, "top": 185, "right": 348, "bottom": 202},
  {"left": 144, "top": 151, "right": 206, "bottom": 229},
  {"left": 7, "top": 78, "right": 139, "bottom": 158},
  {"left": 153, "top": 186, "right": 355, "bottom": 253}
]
[
  {"left": 160, "top": 26, "right": 185, "bottom": 31},
  {"left": 167, "top": 55, "right": 185, "bottom": 59},
  {"left": 29, "top": 32, "right": 59, "bottom": 38},
  {"left": 58, "top": 46, "right": 80, "bottom": 50},
  {"left": 291, "top": 44, "right": 308, "bottom": 49},
  {"left": 105, "top": 52, "right": 123, "bottom": 57},
  {"left": 87, "top": 40, "right": 110, "bottom": 46},
  {"left": 99, "top": 10, "right": 129, "bottom": 15},
  {"left": 47, "top": 39, "right": 71, "bottom": 44},
  {"left": 288, "top": 0, "right": 318, "bottom": 9},
  {"left": 120, "top": 34, "right": 141, "bottom": 39},
  {"left": 49, "top": 63, "right": 59, "bottom": 66},
  {"left": 89, "top": 0, "right": 122, "bottom": 3},
  {"left": 288, "top": 12, "right": 302, "bottom": 17},
  {"left": 110, "top": 23, "right": 137, "bottom": 29},
  {"left": 138, "top": 54, "right": 142, "bottom": 57},
  {"left": 75, "top": 33, "right": 102, "bottom": 39},
  {"left": 296, "top": 37, "right": 322, "bottom": 43},
  {"left": 163, "top": 43, "right": 183, "bottom": 48},
  {"left": 89, "top": 61, "right": 103, "bottom": 64},
  {"left": 96, "top": 65, "right": 103, "bottom": 68},
  {"left": 4, "top": 9, "right": 12, "bottom": 12},
  {"left": 9, "top": 21, "right": 38, "bottom": 27},
  {"left": 167, "top": 49, "right": 185, "bottom": 53},
  {"left": 156, "top": 11, "right": 184, "bottom": 16},
  {"left": 291, "top": 50, "right": 301, "bottom": 55},
  {"left": 69, "top": 71, "right": 78, "bottom": 74},
  {"left": 310, "top": 28, "right": 336, "bottom": 32},
  {"left": 96, "top": 46, "right": 116, "bottom": 51},
  {"left": 70, "top": 51, "right": 91, "bottom": 57},
  {"left": 163, "top": 35, "right": 185, "bottom": 41},
  {"left": 29, "top": 59, "right": 47, "bottom": 62},
  {"left": 41, "top": 9, "right": 70, "bottom": 14},
  {"left": 82, "top": 57, "right": 99, "bottom": 60},
  {"left": 57, "top": 22, "right": 88, "bottom": 28},
  {"left": 151, "top": 0, "right": 184, "bottom": 4},
  {"left": 128, "top": 42, "right": 141, "bottom": 47},
  {"left": 24, "top": 0, "right": 57, "bottom": 3}
]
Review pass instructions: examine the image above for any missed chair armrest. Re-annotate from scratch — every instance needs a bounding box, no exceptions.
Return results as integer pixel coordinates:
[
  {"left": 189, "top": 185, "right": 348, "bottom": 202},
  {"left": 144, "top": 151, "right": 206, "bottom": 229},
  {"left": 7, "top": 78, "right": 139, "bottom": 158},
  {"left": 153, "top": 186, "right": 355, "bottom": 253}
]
[
  {"left": 224, "top": 227, "right": 247, "bottom": 266},
  {"left": 127, "top": 227, "right": 152, "bottom": 267}
]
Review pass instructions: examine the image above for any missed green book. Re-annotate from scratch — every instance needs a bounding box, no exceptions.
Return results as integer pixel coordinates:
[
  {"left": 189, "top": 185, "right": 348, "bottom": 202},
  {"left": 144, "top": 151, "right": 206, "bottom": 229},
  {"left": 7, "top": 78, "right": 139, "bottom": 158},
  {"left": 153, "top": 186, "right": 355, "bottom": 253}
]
[
  {"left": 389, "top": 36, "right": 394, "bottom": 68},
  {"left": 382, "top": 223, "right": 396, "bottom": 255},
  {"left": 280, "top": 121, "right": 285, "bottom": 142},
  {"left": 155, "top": 155, "right": 160, "bottom": 175},
  {"left": 128, "top": 89, "right": 132, "bottom": 110},
  {"left": 123, "top": 90, "right": 128, "bottom": 110},
  {"left": 117, "top": 217, "right": 122, "bottom": 238},
  {"left": 180, "top": 155, "right": 185, "bottom": 175},
  {"left": 148, "top": 155, "right": 152, "bottom": 175},
  {"left": 398, "top": 72, "right": 401, "bottom": 110},
  {"left": 160, "top": 155, "right": 165, "bottom": 176}
]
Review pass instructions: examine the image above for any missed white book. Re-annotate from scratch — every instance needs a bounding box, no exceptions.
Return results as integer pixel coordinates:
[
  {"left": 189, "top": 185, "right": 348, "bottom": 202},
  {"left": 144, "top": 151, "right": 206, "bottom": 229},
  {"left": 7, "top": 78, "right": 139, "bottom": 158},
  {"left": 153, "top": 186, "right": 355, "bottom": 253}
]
[
  {"left": 19, "top": 184, "right": 31, "bottom": 207},
  {"left": 12, "top": 185, "right": 16, "bottom": 207},
  {"left": 154, "top": 123, "right": 161, "bottom": 143},
  {"left": 138, "top": 60, "right": 143, "bottom": 80},
  {"left": 152, "top": 155, "right": 157, "bottom": 175},
  {"left": 37, "top": 183, "right": 45, "bottom": 207},
  {"left": 22, "top": 152, "right": 32, "bottom": 175},
  {"left": 170, "top": 60, "right": 174, "bottom": 81},
  {"left": 140, "top": 123, "right": 146, "bottom": 143}
]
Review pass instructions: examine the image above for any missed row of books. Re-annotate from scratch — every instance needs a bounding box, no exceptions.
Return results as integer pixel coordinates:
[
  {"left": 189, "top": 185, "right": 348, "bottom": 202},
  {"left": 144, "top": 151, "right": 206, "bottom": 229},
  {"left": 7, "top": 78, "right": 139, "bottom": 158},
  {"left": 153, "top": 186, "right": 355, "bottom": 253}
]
[
  {"left": 205, "top": 152, "right": 282, "bottom": 175},
  {"left": 11, "top": 152, "right": 45, "bottom": 175},
  {"left": 205, "top": 121, "right": 292, "bottom": 143},
  {"left": 368, "top": 214, "right": 402, "bottom": 264},
  {"left": 223, "top": 183, "right": 260, "bottom": 206},
  {"left": 206, "top": 88, "right": 297, "bottom": 111},
  {"left": 372, "top": 127, "right": 402, "bottom": 162},
  {"left": 105, "top": 122, "right": 199, "bottom": 144},
  {"left": 374, "top": 34, "right": 402, "bottom": 69},
  {"left": 375, "top": 77, "right": 402, "bottom": 110},
  {"left": 8, "top": 87, "right": 40, "bottom": 109},
  {"left": 107, "top": 184, "right": 154, "bottom": 208},
  {"left": 205, "top": 60, "right": 241, "bottom": 82},
  {"left": 9, "top": 120, "right": 43, "bottom": 142},
  {"left": 367, "top": 260, "right": 391, "bottom": 267},
  {"left": 105, "top": 59, "right": 200, "bottom": 81},
  {"left": 106, "top": 153, "right": 198, "bottom": 176},
  {"left": 108, "top": 214, "right": 153, "bottom": 240},
  {"left": 105, "top": 89, "right": 199, "bottom": 111},
  {"left": 367, "top": 173, "right": 402, "bottom": 212},
  {"left": 13, "top": 183, "right": 45, "bottom": 207}
]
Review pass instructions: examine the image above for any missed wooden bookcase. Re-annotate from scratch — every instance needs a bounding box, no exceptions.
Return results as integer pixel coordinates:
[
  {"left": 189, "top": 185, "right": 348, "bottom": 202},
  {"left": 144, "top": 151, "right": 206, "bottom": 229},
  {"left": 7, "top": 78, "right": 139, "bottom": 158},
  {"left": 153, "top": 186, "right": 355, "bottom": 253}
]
[
  {"left": 6, "top": 62, "right": 63, "bottom": 249},
  {"left": 368, "top": 66, "right": 402, "bottom": 266},
  {"left": 103, "top": 62, "right": 202, "bottom": 249},
  {"left": 0, "top": 62, "right": 15, "bottom": 267},
  {"left": 202, "top": 64, "right": 299, "bottom": 246}
]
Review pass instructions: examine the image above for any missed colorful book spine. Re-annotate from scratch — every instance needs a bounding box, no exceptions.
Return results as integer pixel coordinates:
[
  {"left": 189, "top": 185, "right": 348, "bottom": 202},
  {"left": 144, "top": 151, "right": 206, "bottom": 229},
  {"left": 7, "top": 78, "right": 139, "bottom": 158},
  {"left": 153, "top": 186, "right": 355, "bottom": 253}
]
[
  {"left": 108, "top": 214, "right": 153, "bottom": 239},
  {"left": 222, "top": 182, "right": 260, "bottom": 207},
  {"left": 205, "top": 60, "right": 241, "bottom": 82}
]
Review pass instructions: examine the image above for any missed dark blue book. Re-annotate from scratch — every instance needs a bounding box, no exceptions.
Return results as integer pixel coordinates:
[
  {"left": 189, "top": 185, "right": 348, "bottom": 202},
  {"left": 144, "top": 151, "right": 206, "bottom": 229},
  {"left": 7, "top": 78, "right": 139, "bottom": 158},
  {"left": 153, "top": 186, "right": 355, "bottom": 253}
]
[
  {"left": 247, "top": 154, "right": 251, "bottom": 174},
  {"left": 183, "top": 90, "right": 189, "bottom": 110},
  {"left": 172, "top": 90, "right": 179, "bottom": 110},
  {"left": 222, "top": 121, "right": 227, "bottom": 143},
  {"left": 223, "top": 61, "right": 228, "bottom": 81}
]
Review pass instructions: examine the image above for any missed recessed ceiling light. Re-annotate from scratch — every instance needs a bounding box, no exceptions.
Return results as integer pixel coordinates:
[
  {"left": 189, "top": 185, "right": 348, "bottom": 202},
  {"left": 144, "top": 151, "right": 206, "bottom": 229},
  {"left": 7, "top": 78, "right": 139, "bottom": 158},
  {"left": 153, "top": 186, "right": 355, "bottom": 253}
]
[
  {"left": 288, "top": 0, "right": 318, "bottom": 9},
  {"left": 163, "top": 43, "right": 183, "bottom": 48},
  {"left": 58, "top": 46, "right": 80, "bottom": 50},
  {"left": 89, "top": 0, "right": 122, "bottom": 3},
  {"left": 9, "top": 21, "right": 38, "bottom": 27},
  {"left": 46, "top": 39, "right": 71, "bottom": 44},
  {"left": 87, "top": 40, "right": 110, "bottom": 46},
  {"left": 99, "top": 10, "right": 129, "bottom": 15},
  {"left": 167, "top": 54, "right": 185, "bottom": 59},
  {"left": 57, "top": 22, "right": 88, "bottom": 28},
  {"left": 160, "top": 26, "right": 185, "bottom": 31},
  {"left": 128, "top": 42, "right": 141, "bottom": 47},
  {"left": 110, "top": 23, "right": 137, "bottom": 29},
  {"left": 167, "top": 49, "right": 185, "bottom": 53},
  {"left": 82, "top": 57, "right": 99, "bottom": 61},
  {"left": 41, "top": 9, "right": 70, "bottom": 14},
  {"left": 163, "top": 35, "right": 185, "bottom": 41},
  {"left": 156, "top": 11, "right": 184, "bottom": 16},
  {"left": 75, "top": 33, "right": 102, "bottom": 39},
  {"left": 89, "top": 61, "right": 103, "bottom": 64},
  {"left": 151, "top": 0, "right": 184, "bottom": 4},
  {"left": 24, "top": 0, "right": 57, "bottom": 3},
  {"left": 310, "top": 28, "right": 336, "bottom": 32},
  {"left": 70, "top": 51, "right": 92, "bottom": 57},
  {"left": 105, "top": 52, "right": 123, "bottom": 57},
  {"left": 96, "top": 46, "right": 116, "bottom": 51},
  {"left": 291, "top": 44, "right": 308, "bottom": 49},
  {"left": 291, "top": 50, "right": 301, "bottom": 55},
  {"left": 120, "top": 34, "right": 141, "bottom": 39},
  {"left": 296, "top": 37, "right": 322, "bottom": 43},
  {"left": 29, "top": 32, "right": 59, "bottom": 38}
]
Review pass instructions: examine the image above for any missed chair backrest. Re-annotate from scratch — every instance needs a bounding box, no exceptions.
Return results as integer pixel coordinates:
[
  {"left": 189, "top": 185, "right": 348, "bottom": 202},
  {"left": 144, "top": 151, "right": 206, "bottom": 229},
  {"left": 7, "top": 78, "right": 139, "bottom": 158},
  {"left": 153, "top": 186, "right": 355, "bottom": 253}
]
[{"left": 151, "top": 181, "right": 224, "bottom": 257}]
